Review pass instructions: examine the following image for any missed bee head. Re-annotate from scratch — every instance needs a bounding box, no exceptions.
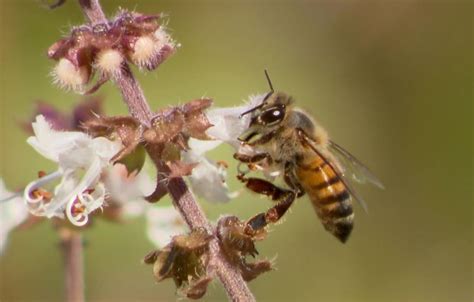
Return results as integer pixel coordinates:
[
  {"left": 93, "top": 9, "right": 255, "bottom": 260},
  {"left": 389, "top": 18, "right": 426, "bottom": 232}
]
[{"left": 239, "top": 71, "right": 294, "bottom": 144}]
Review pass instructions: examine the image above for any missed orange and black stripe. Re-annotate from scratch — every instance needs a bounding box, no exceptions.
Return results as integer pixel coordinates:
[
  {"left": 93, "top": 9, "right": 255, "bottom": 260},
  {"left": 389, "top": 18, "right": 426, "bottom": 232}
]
[{"left": 296, "top": 155, "right": 354, "bottom": 243}]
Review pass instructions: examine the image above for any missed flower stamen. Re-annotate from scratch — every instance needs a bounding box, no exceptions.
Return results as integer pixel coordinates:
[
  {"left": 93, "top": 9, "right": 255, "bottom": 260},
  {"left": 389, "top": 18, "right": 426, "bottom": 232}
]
[
  {"left": 66, "top": 195, "right": 90, "bottom": 227},
  {"left": 65, "top": 185, "right": 106, "bottom": 227},
  {"left": 24, "top": 171, "right": 62, "bottom": 214}
]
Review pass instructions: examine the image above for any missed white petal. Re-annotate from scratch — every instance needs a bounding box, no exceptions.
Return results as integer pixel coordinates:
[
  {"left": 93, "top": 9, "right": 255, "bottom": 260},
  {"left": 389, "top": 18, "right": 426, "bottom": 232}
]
[
  {"left": 0, "top": 179, "right": 29, "bottom": 254},
  {"left": 205, "top": 94, "right": 265, "bottom": 149},
  {"left": 104, "top": 164, "right": 155, "bottom": 206},
  {"left": 57, "top": 136, "right": 121, "bottom": 171},
  {"left": 27, "top": 115, "right": 89, "bottom": 162},
  {"left": 135, "top": 169, "right": 156, "bottom": 197},
  {"left": 23, "top": 170, "right": 63, "bottom": 216},
  {"left": 183, "top": 150, "right": 237, "bottom": 203},
  {"left": 44, "top": 157, "right": 103, "bottom": 218},
  {"left": 121, "top": 200, "right": 147, "bottom": 219},
  {"left": 65, "top": 183, "right": 106, "bottom": 227},
  {"left": 91, "top": 137, "right": 123, "bottom": 161},
  {"left": 146, "top": 206, "right": 187, "bottom": 248},
  {"left": 83, "top": 183, "right": 106, "bottom": 214},
  {"left": 187, "top": 138, "right": 222, "bottom": 156}
]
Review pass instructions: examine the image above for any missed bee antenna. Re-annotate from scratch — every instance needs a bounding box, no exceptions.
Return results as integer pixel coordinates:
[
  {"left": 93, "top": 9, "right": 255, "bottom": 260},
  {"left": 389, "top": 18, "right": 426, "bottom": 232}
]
[
  {"left": 239, "top": 103, "right": 264, "bottom": 118},
  {"left": 264, "top": 69, "right": 274, "bottom": 92},
  {"left": 239, "top": 70, "right": 274, "bottom": 119}
]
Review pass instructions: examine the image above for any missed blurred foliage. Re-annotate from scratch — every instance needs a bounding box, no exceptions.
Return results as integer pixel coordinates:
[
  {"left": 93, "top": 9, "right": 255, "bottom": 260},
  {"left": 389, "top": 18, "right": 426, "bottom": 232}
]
[{"left": 0, "top": 0, "right": 472, "bottom": 301}]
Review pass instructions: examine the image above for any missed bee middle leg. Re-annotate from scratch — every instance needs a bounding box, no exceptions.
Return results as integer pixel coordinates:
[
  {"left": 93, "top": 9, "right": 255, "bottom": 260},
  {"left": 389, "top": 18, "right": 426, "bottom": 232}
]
[
  {"left": 284, "top": 163, "right": 305, "bottom": 198},
  {"left": 238, "top": 175, "right": 296, "bottom": 233},
  {"left": 233, "top": 152, "right": 271, "bottom": 164}
]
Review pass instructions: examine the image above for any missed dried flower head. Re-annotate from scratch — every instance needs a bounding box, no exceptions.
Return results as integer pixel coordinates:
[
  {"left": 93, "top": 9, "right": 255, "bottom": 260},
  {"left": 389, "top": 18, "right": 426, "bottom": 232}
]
[
  {"left": 144, "top": 228, "right": 213, "bottom": 299},
  {"left": 217, "top": 216, "right": 273, "bottom": 281},
  {"left": 81, "top": 98, "right": 235, "bottom": 204},
  {"left": 48, "top": 10, "right": 177, "bottom": 93}
]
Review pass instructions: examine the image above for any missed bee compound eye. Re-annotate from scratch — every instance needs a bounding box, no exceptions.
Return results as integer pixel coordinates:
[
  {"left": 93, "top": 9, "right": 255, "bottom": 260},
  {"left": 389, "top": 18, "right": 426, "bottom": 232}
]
[{"left": 260, "top": 107, "right": 284, "bottom": 125}]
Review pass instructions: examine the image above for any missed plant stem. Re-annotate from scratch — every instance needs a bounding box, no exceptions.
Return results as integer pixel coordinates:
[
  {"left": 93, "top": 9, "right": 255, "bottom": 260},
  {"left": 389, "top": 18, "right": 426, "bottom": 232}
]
[
  {"left": 61, "top": 230, "right": 85, "bottom": 302},
  {"left": 78, "top": 1, "right": 256, "bottom": 301}
]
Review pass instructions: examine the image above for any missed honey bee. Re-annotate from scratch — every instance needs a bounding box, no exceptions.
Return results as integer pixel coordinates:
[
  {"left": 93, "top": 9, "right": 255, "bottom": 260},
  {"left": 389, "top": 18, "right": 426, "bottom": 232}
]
[{"left": 234, "top": 71, "right": 383, "bottom": 243}]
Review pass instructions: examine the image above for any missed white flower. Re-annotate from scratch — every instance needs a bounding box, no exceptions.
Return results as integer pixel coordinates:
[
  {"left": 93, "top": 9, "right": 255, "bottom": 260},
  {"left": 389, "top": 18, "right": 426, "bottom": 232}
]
[
  {"left": 24, "top": 115, "right": 122, "bottom": 226},
  {"left": 205, "top": 94, "right": 265, "bottom": 148},
  {"left": 102, "top": 164, "right": 186, "bottom": 247},
  {"left": 146, "top": 206, "right": 187, "bottom": 248},
  {"left": 104, "top": 163, "right": 155, "bottom": 219},
  {"left": 104, "top": 164, "right": 186, "bottom": 247},
  {"left": 104, "top": 164, "right": 155, "bottom": 206},
  {"left": 5, "top": 116, "right": 189, "bottom": 250},
  {"left": 181, "top": 95, "right": 265, "bottom": 203},
  {"left": 0, "top": 179, "right": 29, "bottom": 254},
  {"left": 183, "top": 140, "right": 238, "bottom": 203}
]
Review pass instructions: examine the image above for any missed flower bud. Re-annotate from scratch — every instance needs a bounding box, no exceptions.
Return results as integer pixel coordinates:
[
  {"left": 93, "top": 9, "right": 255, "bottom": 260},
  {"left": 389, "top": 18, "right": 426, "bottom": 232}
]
[
  {"left": 130, "top": 35, "right": 159, "bottom": 69},
  {"left": 95, "top": 48, "right": 124, "bottom": 76},
  {"left": 52, "top": 58, "right": 90, "bottom": 92},
  {"left": 148, "top": 27, "right": 177, "bottom": 70}
]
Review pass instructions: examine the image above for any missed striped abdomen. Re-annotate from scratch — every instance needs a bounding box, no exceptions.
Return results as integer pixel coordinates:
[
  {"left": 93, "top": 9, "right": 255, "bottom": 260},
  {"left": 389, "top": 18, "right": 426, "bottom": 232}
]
[{"left": 296, "top": 154, "right": 354, "bottom": 243}]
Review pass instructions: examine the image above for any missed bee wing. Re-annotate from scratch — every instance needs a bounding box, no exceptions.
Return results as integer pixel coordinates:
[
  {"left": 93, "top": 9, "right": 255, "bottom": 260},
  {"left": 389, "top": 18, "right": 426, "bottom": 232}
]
[
  {"left": 327, "top": 140, "right": 385, "bottom": 189},
  {"left": 297, "top": 129, "right": 370, "bottom": 213}
]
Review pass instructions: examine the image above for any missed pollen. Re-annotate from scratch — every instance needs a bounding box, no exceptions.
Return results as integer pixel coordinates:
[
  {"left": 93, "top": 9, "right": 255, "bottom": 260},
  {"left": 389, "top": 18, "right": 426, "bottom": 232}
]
[
  {"left": 52, "top": 58, "right": 89, "bottom": 92},
  {"left": 31, "top": 188, "right": 52, "bottom": 202},
  {"left": 95, "top": 49, "right": 123, "bottom": 76},
  {"left": 216, "top": 160, "right": 229, "bottom": 169},
  {"left": 131, "top": 35, "right": 158, "bottom": 68},
  {"left": 71, "top": 200, "right": 86, "bottom": 216}
]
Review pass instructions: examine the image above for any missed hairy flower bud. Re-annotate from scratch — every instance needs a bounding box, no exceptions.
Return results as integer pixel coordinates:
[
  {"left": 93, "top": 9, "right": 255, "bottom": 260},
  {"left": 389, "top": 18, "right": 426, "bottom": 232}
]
[
  {"left": 129, "top": 35, "right": 159, "bottom": 69},
  {"left": 52, "top": 58, "right": 91, "bottom": 92},
  {"left": 95, "top": 48, "right": 124, "bottom": 76},
  {"left": 47, "top": 9, "right": 177, "bottom": 93}
]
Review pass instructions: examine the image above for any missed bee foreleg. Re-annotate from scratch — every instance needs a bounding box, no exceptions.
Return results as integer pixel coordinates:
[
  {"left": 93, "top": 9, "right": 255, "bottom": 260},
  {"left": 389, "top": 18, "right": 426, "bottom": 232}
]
[{"left": 235, "top": 152, "right": 272, "bottom": 177}]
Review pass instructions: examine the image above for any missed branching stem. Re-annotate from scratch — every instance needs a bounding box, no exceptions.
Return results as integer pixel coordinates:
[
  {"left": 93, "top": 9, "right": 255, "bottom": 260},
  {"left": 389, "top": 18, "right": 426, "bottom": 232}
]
[{"left": 77, "top": 1, "right": 256, "bottom": 301}]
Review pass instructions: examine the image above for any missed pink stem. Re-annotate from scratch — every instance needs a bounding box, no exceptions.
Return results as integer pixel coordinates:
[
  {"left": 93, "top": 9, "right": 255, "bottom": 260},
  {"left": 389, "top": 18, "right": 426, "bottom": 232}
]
[
  {"left": 61, "top": 230, "right": 85, "bottom": 302},
  {"left": 77, "top": 1, "right": 256, "bottom": 301}
]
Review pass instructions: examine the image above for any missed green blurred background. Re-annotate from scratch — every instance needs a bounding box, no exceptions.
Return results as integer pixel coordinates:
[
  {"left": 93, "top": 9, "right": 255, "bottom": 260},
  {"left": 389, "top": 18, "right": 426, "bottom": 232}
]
[{"left": 0, "top": 0, "right": 472, "bottom": 301}]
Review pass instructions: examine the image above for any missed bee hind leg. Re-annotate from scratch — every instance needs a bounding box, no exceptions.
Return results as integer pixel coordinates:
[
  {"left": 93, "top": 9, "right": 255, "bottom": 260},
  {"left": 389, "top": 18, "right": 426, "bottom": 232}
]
[
  {"left": 245, "top": 188, "right": 296, "bottom": 234},
  {"left": 238, "top": 176, "right": 296, "bottom": 234}
]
